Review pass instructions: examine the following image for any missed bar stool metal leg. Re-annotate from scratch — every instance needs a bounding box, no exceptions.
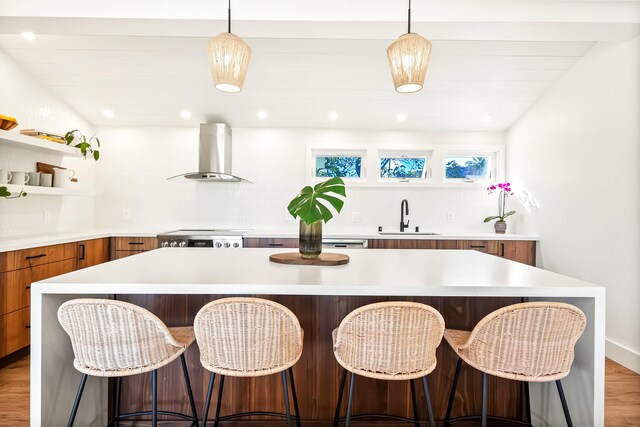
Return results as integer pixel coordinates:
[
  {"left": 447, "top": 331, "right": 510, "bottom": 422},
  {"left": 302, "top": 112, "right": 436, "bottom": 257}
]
[
  {"left": 179, "top": 354, "right": 199, "bottom": 426},
  {"left": 282, "top": 370, "right": 293, "bottom": 427},
  {"left": 333, "top": 368, "right": 347, "bottom": 427},
  {"left": 151, "top": 370, "right": 158, "bottom": 427},
  {"left": 288, "top": 368, "right": 302, "bottom": 427},
  {"left": 410, "top": 380, "right": 420, "bottom": 427},
  {"left": 345, "top": 373, "right": 356, "bottom": 427},
  {"left": 556, "top": 380, "right": 574, "bottom": 427},
  {"left": 444, "top": 357, "right": 462, "bottom": 425},
  {"left": 422, "top": 376, "right": 436, "bottom": 427},
  {"left": 524, "top": 381, "right": 532, "bottom": 426},
  {"left": 202, "top": 371, "right": 216, "bottom": 427},
  {"left": 67, "top": 373, "right": 88, "bottom": 427},
  {"left": 481, "top": 372, "right": 488, "bottom": 427},
  {"left": 213, "top": 375, "right": 225, "bottom": 427},
  {"left": 113, "top": 377, "right": 122, "bottom": 427}
]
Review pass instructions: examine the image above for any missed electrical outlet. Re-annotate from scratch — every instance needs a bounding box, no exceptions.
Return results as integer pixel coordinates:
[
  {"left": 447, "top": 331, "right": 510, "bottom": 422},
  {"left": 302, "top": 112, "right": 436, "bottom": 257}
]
[
  {"left": 43, "top": 210, "right": 51, "bottom": 223},
  {"left": 447, "top": 212, "right": 455, "bottom": 222},
  {"left": 352, "top": 212, "right": 362, "bottom": 223},
  {"left": 123, "top": 209, "right": 130, "bottom": 220}
]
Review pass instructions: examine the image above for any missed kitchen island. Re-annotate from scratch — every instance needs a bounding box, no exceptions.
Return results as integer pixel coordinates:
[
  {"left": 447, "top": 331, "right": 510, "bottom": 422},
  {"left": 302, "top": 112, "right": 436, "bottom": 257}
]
[{"left": 31, "top": 248, "right": 604, "bottom": 427}]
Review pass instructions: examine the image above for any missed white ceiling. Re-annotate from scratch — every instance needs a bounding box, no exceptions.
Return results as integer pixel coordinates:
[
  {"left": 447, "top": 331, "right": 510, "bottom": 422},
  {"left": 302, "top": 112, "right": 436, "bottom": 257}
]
[{"left": 0, "top": 0, "right": 639, "bottom": 131}]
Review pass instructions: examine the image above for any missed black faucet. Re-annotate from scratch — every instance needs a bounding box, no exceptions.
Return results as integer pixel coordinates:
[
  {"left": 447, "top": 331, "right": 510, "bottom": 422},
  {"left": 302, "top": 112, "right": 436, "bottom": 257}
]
[{"left": 400, "top": 199, "right": 409, "bottom": 232}]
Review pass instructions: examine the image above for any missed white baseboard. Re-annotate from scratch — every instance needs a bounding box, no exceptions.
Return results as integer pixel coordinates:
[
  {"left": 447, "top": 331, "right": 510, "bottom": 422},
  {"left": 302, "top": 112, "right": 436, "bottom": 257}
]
[{"left": 606, "top": 339, "right": 640, "bottom": 374}]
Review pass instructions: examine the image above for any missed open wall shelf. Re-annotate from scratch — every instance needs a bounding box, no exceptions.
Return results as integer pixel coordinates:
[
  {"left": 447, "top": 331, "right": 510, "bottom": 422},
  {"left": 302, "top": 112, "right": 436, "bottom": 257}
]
[{"left": 0, "top": 131, "right": 82, "bottom": 157}]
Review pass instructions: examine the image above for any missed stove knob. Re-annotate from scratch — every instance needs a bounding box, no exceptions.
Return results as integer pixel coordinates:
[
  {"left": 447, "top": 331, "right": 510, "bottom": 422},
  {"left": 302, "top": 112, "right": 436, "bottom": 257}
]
[
  {"left": 178, "top": 241, "right": 187, "bottom": 247},
  {"left": 169, "top": 241, "right": 178, "bottom": 247},
  {"left": 215, "top": 242, "right": 222, "bottom": 248},
  {"left": 224, "top": 242, "right": 231, "bottom": 248},
  {"left": 160, "top": 241, "right": 169, "bottom": 248},
  {"left": 233, "top": 242, "right": 240, "bottom": 248}
]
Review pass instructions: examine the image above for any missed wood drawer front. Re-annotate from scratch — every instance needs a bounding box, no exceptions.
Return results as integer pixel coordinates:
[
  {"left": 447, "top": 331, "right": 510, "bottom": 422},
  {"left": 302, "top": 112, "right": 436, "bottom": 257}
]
[
  {"left": 243, "top": 238, "right": 299, "bottom": 248},
  {"left": 0, "top": 243, "right": 77, "bottom": 273},
  {"left": 113, "top": 237, "right": 158, "bottom": 251},
  {"left": 369, "top": 239, "right": 437, "bottom": 249},
  {"left": 0, "top": 307, "right": 30, "bottom": 357},
  {"left": 457, "top": 240, "right": 498, "bottom": 254},
  {"left": 0, "top": 259, "right": 77, "bottom": 315},
  {"left": 497, "top": 241, "right": 536, "bottom": 266}
]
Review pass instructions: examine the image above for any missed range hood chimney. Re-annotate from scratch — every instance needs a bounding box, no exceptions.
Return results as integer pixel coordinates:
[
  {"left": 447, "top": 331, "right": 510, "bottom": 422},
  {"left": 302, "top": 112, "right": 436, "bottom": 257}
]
[{"left": 168, "top": 123, "right": 251, "bottom": 183}]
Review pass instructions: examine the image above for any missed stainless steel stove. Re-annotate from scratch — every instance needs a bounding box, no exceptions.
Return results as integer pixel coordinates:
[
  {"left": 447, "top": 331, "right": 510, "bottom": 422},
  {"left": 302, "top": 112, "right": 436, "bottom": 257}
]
[{"left": 157, "top": 229, "right": 247, "bottom": 248}]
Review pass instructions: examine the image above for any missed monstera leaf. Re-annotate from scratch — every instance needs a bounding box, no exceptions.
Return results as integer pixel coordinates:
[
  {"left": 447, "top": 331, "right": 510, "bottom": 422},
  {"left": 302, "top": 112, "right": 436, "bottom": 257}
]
[{"left": 287, "top": 177, "right": 346, "bottom": 225}]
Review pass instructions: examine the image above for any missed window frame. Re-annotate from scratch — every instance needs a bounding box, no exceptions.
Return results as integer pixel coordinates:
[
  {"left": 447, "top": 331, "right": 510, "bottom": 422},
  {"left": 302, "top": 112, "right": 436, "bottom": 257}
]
[
  {"left": 308, "top": 148, "right": 368, "bottom": 184},
  {"left": 377, "top": 149, "right": 433, "bottom": 183}
]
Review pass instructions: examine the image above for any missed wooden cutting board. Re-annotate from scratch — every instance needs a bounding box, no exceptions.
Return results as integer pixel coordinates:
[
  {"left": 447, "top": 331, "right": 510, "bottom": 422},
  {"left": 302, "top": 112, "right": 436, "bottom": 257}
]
[
  {"left": 269, "top": 252, "right": 349, "bottom": 266},
  {"left": 36, "top": 162, "right": 64, "bottom": 175}
]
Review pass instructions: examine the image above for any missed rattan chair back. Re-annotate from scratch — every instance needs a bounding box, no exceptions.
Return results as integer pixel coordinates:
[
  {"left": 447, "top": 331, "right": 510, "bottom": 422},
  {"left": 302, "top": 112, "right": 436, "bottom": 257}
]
[
  {"left": 459, "top": 301, "right": 586, "bottom": 381},
  {"left": 58, "top": 298, "right": 186, "bottom": 377},
  {"left": 194, "top": 297, "right": 304, "bottom": 377},
  {"left": 333, "top": 301, "right": 445, "bottom": 380}
]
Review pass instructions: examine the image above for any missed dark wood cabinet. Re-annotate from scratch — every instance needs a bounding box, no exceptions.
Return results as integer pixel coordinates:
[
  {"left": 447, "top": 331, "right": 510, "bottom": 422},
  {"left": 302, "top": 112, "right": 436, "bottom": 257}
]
[
  {"left": 0, "top": 242, "right": 77, "bottom": 273},
  {"left": 496, "top": 240, "right": 536, "bottom": 265},
  {"left": 243, "top": 238, "right": 299, "bottom": 248},
  {"left": 77, "top": 238, "right": 110, "bottom": 270},
  {"left": 110, "top": 237, "right": 158, "bottom": 260}
]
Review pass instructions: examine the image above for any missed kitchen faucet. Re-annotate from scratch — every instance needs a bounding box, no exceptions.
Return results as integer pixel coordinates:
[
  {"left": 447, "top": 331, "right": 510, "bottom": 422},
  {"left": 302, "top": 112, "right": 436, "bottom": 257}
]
[{"left": 400, "top": 199, "right": 409, "bottom": 232}]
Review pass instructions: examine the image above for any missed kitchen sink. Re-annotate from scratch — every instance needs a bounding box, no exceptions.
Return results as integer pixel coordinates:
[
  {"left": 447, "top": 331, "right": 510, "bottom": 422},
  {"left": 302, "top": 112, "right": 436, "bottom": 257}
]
[{"left": 378, "top": 231, "right": 440, "bottom": 236}]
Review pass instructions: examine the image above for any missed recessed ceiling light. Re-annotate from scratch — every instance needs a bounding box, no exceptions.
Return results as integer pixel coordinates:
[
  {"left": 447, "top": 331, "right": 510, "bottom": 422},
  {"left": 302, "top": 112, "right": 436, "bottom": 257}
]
[
  {"left": 180, "top": 110, "right": 192, "bottom": 119},
  {"left": 257, "top": 111, "right": 268, "bottom": 120},
  {"left": 103, "top": 109, "right": 115, "bottom": 118},
  {"left": 397, "top": 113, "right": 407, "bottom": 122},
  {"left": 21, "top": 32, "right": 36, "bottom": 41},
  {"left": 481, "top": 114, "right": 492, "bottom": 123},
  {"left": 328, "top": 112, "right": 339, "bottom": 121}
]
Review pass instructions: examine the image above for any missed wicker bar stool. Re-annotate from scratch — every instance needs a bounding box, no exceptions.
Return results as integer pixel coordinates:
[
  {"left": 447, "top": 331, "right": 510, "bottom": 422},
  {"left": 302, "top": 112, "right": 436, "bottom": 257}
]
[
  {"left": 194, "top": 297, "right": 304, "bottom": 427},
  {"left": 332, "top": 301, "right": 445, "bottom": 427},
  {"left": 443, "top": 301, "right": 587, "bottom": 427},
  {"left": 57, "top": 298, "right": 199, "bottom": 427}
]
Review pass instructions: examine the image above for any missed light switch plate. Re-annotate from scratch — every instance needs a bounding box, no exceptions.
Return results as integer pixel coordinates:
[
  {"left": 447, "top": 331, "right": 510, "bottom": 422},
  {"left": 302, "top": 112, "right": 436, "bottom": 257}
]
[{"left": 447, "top": 212, "right": 455, "bottom": 222}]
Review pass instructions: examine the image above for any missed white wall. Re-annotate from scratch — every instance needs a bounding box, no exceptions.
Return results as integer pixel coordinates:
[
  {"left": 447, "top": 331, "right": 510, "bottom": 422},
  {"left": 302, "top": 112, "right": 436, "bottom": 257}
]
[
  {"left": 0, "top": 50, "right": 95, "bottom": 237},
  {"left": 506, "top": 37, "right": 640, "bottom": 372},
  {"left": 94, "top": 127, "right": 507, "bottom": 234}
]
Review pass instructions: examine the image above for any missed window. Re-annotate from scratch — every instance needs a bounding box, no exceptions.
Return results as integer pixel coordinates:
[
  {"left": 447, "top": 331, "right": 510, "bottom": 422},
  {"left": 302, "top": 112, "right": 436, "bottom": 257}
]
[
  {"left": 444, "top": 155, "right": 492, "bottom": 181},
  {"left": 378, "top": 151, "right": 431, "bottom": 181},
  {"left": 313, "top": 152, "right": 365, "bottom": 179}
]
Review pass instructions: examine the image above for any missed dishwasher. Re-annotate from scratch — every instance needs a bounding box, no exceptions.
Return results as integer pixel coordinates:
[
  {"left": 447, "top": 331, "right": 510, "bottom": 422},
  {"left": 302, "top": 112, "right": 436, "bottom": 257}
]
[{"left": 322, "top": 239, "right": 368, "bottom": 249}]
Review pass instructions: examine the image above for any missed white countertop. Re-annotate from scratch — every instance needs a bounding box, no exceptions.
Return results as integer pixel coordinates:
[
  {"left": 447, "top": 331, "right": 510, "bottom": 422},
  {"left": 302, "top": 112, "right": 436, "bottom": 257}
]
[
  {"left": 37, "top": 248, "right": 600, "bottom": 298},
  {"left": 0, "top": 228, "right": 538, "bottom": 253}
]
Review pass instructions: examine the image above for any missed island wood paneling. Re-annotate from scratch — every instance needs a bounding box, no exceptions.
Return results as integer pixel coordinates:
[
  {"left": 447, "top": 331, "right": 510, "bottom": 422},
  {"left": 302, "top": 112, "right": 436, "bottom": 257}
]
[{"left": 115, "top": 295, "right": 524, "bottom": 424}]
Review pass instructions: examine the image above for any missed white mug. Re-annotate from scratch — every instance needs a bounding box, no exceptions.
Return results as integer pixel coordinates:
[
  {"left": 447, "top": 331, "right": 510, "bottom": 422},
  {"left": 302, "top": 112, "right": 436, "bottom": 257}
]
[
  {"left": 40, "top": 173, "right": 53, "bottom": 187},
  {"left": 0, "top": 170, "right": 12, "bottom": 184},
  {"left": 28, "top": 172, "right": 41, "bottom": 186},
  {"left": 10, "top": 171, "right": 30, "bottom": 185},
  {"left": 53, "top": 168, "right": 75, "bottom": 188}
]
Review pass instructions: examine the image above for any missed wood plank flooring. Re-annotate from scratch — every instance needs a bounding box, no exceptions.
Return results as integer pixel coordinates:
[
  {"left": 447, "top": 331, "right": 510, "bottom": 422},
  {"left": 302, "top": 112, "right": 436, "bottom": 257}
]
[{"left": 0, "top": 357, "right": 638, "bottom": 426}]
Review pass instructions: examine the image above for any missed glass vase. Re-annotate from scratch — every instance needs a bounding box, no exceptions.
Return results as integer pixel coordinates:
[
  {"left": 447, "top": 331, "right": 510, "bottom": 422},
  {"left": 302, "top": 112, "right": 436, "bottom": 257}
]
[{"left": 299, "top": 220, "right": 323, "bottom": 258}]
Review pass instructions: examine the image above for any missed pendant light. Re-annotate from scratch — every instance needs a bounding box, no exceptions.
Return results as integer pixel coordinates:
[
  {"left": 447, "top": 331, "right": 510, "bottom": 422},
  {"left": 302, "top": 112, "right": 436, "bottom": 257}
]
[
  {"left": 386, "top": 0, "right": 432, "bottom": 93},
  {"left": 208, "top": 0, "right": 251, "bottom": 93}
]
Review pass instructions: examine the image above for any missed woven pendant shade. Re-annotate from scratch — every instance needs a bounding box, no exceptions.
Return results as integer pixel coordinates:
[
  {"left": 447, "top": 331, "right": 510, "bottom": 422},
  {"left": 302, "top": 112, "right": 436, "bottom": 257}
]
[
  {"left": 208, "top": 32, "right": 252, "bottom": 93},
  {"left": 387, "top": 33, "right": 432, "bottom": 93}
]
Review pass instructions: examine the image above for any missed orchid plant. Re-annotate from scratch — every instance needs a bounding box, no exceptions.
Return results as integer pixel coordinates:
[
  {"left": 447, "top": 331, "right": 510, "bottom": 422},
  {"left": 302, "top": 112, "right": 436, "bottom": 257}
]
[{"left": 484, "top": 182, "right": 515, "bottom": 223}]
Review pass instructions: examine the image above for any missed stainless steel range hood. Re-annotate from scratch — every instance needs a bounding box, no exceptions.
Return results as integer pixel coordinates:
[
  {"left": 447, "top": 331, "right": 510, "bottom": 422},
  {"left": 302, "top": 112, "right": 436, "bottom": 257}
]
[{"left": 168, "top": 123, "right": 251, "bottom": 183}]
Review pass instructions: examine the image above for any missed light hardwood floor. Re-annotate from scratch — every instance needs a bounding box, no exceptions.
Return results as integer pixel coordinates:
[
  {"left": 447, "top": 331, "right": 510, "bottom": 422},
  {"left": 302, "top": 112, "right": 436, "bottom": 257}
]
[{"left": 0, "top": 357, "right": 638, "bottom": 426}]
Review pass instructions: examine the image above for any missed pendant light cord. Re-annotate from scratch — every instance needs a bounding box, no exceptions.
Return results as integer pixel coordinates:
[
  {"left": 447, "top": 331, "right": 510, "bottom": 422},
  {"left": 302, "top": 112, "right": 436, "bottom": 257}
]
[
  {"left": 228, "top": 0, "right": 231, "bottom": 33},
  {"left": 408, "top": 0, "right": 411, "bottom": 33}
]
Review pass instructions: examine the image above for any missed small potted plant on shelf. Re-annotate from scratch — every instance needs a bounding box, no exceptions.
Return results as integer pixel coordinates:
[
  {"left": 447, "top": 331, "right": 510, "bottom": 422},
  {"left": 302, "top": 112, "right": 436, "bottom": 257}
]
[
  {"left": 484, "top": 182, "right": 515, "bottom": 234},
  {"left": 287, "top": 177, "right": 346, "bottom": 258},
  {"left": 64, "top": 129, "right": 100, "bottom": 161},
  {"left": 0, "top": 186, "right": 27, "bottom": 199}
]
